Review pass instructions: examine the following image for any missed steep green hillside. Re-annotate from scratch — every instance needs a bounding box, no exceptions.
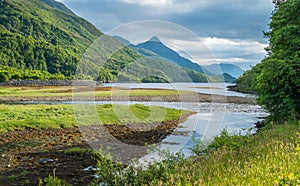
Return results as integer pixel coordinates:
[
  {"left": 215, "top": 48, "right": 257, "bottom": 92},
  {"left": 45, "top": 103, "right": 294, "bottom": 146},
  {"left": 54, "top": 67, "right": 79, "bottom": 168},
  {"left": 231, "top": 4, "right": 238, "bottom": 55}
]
[
  {"left": 0, "top": 0, "right": 97, "bottom": 76},
  {"left": 0, "top": 0, "right": 139, "bottom": 80},
  {"left": 40, "top": 0, "right": 75, "bottom": 15}
]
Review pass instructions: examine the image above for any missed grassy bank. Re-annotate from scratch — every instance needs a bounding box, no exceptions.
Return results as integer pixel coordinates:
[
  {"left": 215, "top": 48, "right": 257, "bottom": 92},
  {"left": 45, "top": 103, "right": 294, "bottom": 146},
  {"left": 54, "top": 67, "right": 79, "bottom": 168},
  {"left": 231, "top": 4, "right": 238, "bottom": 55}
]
[
  {"left": 0, "top": 104, "right": 188, "bottom": 133},
  {"left": 86, "top": 121, "right": 300, "bottom": 186},
  {"left": 0, "top": 86, "right": 191, "bottom": 97}
]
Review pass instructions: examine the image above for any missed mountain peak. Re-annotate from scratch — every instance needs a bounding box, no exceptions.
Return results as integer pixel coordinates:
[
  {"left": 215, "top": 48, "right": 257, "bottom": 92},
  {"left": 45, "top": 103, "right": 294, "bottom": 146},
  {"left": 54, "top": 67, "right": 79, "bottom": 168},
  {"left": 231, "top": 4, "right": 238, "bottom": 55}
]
[{"left": 149, "top": 36, "right": 161, "bottom": 43}]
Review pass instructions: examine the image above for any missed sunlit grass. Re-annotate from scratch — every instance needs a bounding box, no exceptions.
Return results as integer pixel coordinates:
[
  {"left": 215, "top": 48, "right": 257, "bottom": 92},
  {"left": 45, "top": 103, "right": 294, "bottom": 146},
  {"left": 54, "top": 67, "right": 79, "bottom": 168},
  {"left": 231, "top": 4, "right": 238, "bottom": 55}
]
[
  {"left": 88, "top": 121, "right": 300, "bottom": 186},
  {"left": 0, "top": 86, "right": 192, "bottom": 97},
  {"left": 151, "top": 121, "right": 300, "bottom": 185},
  {"left": 0, "top": 104, "right": 189, "bottom": 133}
]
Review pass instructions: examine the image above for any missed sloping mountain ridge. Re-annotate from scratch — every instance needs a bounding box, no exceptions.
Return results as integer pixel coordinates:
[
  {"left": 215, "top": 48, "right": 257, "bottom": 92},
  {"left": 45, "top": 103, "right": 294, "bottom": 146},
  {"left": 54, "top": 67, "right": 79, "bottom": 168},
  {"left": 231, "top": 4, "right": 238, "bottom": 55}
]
[
  {"left": 135, "top": 36, "right": 205, "bottom": 73},
  {"left": 40, "top": 0, "right": 75, "bottom": 15},
  {"left": 113, "top": 36, "right": 236, "bottom": 82}
]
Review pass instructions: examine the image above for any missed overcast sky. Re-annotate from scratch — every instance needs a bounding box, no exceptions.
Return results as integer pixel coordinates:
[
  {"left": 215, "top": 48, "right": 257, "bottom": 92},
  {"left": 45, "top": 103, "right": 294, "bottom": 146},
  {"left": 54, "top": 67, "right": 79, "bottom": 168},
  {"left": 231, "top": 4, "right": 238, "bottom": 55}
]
[{"left": 58, "top": 0, "right": 274, "bottom": 68}]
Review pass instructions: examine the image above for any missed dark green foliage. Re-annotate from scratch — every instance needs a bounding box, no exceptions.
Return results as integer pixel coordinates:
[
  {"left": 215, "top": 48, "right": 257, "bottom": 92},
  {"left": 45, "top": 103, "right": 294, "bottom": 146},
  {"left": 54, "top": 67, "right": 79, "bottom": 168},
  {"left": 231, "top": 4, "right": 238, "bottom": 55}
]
[
  {"left": 232, "top": 63, "right": 263, "bottom": 93},
  {"left": 236, "top": 0, "right": 300, "bottom": 122},
  {"left": 0, "top": 66, "right": 66, "bottom": 82},
  {"left": 221, "top": 73, "right": 237, "bottom": 83},
  {"left": 0, "top": 0, "right": 145, "bottom": 82},
  {"left": 257, "top": 0, "right": 300, "bottom": 122},
  {"left": 141, "top": 76, "right": 170, "bottom": 83},
  {"left": 204, "top": 130, "right": 249, "bottom": 152},
  {"left": 190, "top": 130, "right": 250, "bottom": 156},
  {"left": 0, "top": 0, "right": 102, "bottom": 78},
  {"left": 185, "top": 68, "right": 208, "bottom": 82},
  {"left": 0, "top": 70, "right": 10, "bottom": 82},
  {"left": 94, "top": 151, "right": 185, "bottom": 186},
  {"left": 38, "top": 175, "right": 71, "bottom": 186},
  {"left": 256, "top": 58, "right": 300, "bottom": 122},
  {"left": 97, "top": 68, "right": 115, "bottom": 83}
]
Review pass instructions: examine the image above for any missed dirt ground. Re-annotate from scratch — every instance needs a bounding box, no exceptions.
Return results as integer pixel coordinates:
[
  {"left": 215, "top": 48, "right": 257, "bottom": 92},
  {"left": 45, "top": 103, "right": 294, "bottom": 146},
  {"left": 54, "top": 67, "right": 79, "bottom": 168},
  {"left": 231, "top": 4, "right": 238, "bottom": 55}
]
[
  {"left": 0, "top": 92, "right": 256, "bottom": 105},
  {"left": 0, "top": 113, "right": 192, "bottom": 185}
]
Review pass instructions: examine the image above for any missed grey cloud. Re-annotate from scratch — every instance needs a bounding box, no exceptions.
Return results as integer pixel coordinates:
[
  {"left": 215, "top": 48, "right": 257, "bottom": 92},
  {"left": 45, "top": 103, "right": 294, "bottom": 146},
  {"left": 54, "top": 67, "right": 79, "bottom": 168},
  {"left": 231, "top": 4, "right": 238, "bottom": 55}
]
[
  {"left": 59, "top": 0, "right": 273, "bottom": 65},
  {"left": 61, "top": 0, "right": 273, "bottom": 41}
]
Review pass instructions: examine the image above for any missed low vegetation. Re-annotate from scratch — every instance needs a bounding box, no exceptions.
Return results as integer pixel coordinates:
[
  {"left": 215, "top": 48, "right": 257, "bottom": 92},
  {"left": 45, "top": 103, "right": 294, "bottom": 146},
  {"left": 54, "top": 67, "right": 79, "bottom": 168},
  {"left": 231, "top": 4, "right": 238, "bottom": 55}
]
[
  {"left": 40, "top": 120, "right": 300, "bottom": 186},
  {"left": 89, "top": 120, "right": 300, "bottom": 185},
  {"left": 0, "top": 104, "right": 188, "bottom": 133},
  {"left": 0, "top": 86, "right": 191, "bottom": 98}
]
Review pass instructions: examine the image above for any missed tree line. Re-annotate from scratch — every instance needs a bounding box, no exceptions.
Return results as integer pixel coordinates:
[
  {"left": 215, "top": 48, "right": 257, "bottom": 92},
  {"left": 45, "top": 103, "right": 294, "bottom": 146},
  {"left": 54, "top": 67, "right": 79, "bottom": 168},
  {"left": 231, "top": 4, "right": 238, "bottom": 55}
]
[{"left": 235, "top": 0, "right": 300, "bottom": 122}]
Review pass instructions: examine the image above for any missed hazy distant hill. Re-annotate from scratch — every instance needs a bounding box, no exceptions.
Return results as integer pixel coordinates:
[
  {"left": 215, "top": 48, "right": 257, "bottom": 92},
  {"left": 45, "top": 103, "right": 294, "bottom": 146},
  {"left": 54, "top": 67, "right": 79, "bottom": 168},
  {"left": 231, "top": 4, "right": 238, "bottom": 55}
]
[
  {"left": 233, "top": 62, "right": 257, "bottom": 71},
  {"left": 203, "top": 63, "right": 245, "bottom": 78}
]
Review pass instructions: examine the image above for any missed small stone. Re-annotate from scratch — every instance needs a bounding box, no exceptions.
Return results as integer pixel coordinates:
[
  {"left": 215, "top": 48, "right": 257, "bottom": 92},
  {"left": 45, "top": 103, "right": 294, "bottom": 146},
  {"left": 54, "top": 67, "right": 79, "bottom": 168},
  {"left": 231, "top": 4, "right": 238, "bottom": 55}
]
[{"left": 37, "top": 158, "right": 54, "bottom": 164}]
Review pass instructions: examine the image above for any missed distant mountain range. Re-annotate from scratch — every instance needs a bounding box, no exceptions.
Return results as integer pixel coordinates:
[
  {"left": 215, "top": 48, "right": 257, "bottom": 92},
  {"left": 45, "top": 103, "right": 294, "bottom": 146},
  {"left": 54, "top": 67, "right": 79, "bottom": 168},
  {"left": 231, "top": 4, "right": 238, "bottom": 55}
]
[
  {"left": 114, "top": 36, "right": 237, "bottom": 82},
  {"left": 203, "top": 63, "right": 245, "bottom": 78},
  {"left": 134, "top": 36, "right": 204, "bottom": 73}
]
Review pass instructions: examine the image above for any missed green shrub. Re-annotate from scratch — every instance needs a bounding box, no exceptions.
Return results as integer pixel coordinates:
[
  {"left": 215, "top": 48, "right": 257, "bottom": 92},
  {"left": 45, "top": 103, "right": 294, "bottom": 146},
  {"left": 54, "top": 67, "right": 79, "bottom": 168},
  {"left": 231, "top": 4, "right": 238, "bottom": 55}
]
[{"left": 38, "top": 175, "right": 71, "bottom": 186}]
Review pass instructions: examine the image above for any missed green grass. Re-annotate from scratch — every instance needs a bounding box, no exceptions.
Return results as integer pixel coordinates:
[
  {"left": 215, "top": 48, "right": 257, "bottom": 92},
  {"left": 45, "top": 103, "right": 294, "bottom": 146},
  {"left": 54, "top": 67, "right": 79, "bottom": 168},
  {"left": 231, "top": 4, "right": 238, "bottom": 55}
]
[
  {"left": 38, "top": 175, "right": 71, "bottom": 186},
  {"left": 89, "top": 121, "right": 300, "bottom": 186},
  {"left": 0, "top": 86, "right": 191, "bottom": 97},
  {"left": 61, "top": 147, "right": 93, "bottom": 155},
  {"left": 0, "top": 104, "right": 188, "bottom": 133}
]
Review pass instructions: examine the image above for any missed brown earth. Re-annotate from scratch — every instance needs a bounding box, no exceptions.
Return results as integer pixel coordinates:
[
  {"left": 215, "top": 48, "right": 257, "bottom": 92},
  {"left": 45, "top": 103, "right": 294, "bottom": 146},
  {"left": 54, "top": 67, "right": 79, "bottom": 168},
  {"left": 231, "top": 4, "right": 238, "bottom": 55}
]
[
  {"left": 0, "top": 113, "right": 193, "bottom": 186},
  {"left": 0, "top": 92, "right": 256, "bottom": 105}
]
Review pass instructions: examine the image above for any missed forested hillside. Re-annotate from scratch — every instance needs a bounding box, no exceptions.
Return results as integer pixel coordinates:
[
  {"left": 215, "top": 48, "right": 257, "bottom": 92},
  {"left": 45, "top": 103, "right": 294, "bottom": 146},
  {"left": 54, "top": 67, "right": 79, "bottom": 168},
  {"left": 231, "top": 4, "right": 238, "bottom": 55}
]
[
  {"left": 0, "top": 0, "right": 99, "bottom": 74},
  {"left": 0, "top": 0, "right": 235, "bottom": 83},
  {"left": 235, "top": 0, "right": 300, "bottom": 122},
  {"left": 0, "top": 0, "right": 140, "bottom": 81}
]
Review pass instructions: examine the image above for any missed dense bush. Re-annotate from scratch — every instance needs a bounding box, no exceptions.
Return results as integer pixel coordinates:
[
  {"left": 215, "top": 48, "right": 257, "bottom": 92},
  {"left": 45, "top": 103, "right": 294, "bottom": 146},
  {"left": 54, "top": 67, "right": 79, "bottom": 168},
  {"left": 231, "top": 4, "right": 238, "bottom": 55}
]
[
  {"left": 236, "top": 0, "right": 300, "bottom": 122},
  {"left": 0, "top": 66, "right": 66, "bottom": 82}
]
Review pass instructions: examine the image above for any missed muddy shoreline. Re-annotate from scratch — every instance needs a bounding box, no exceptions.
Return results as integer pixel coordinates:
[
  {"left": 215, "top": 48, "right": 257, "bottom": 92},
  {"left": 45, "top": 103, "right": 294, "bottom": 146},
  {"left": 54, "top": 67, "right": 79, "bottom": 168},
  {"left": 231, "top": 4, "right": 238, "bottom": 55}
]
[
  {"left": 0, "top": 92, "right": 256, "bottom": 105},
  {"left": 0, "top": 113, "right": 193, "bottom": 185}
]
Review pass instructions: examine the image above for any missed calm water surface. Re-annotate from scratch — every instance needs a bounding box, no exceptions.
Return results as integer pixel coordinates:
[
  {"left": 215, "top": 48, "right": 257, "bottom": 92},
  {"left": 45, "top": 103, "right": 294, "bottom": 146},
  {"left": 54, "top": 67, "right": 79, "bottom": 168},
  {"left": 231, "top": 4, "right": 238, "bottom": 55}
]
[{"left": 103, "top": 82, "right": 255, "bottom": 97}]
